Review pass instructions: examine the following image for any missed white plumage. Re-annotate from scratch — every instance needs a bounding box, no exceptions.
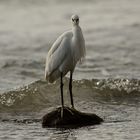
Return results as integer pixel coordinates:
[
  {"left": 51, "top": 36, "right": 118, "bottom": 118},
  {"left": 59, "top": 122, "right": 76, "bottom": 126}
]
[{"left": 45, "top": 15, "right": 85, "bottom": 83}]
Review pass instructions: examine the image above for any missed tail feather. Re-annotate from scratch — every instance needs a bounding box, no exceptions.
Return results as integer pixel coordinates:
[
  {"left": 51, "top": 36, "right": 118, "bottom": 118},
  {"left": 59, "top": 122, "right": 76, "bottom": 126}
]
[{"left": 45, "top": 69, "right": 61, "bottom": 83}]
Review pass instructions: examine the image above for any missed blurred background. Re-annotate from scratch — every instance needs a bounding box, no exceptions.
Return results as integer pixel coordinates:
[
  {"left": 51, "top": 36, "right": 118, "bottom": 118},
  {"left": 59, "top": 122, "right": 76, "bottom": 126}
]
[
  {"left": 0, "top": 1, "right": 140, "bottom": 140},
  {"left": 0, "top": 0, "right": 140, "bottom": 92}
]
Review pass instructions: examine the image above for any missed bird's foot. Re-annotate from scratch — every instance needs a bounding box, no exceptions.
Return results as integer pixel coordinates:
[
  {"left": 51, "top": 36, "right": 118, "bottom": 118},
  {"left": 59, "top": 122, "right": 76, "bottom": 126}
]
[
  {"left": 71, "top": 105, "right": 75, "bottom": 110},
  {"left": 61, "top": 106, "right": 64, "bottom": 119}
]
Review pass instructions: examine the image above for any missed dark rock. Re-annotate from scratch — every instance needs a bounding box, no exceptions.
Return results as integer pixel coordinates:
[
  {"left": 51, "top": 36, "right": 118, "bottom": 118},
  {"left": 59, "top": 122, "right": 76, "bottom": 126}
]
[{"left": 42, "top": 106, "right": 103, "bottom": 128}]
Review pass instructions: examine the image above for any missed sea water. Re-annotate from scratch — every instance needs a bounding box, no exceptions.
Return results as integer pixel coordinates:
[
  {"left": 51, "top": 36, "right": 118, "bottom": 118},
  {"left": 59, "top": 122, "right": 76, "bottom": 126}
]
[{"left": 0, "top": 0, "right": 140, "bottom": 139}]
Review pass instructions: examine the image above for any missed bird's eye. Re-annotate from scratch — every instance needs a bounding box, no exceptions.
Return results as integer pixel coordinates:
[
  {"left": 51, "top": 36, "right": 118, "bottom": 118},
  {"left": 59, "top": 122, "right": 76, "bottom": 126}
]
[
  {"left": 76, "top": 19, "right": 79, "bottom": 22},
  {"left": 72, "top": 18, "right": 74, "bottom": 22}
]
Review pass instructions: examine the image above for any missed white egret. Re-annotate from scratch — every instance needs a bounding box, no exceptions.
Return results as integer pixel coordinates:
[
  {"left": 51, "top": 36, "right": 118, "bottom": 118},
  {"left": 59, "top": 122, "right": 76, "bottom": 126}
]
[{"left": 45, "top": 15, "right": 85, "bottom": 108}]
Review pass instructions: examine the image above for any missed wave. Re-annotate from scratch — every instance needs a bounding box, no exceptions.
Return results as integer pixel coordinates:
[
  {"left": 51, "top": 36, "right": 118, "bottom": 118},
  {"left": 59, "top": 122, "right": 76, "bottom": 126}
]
[
  {"left": 0, "top": 78, "right": 140, "bottom": 112},
  {"left": 2, "top": 59, "right": 43, "bottom": 69}
]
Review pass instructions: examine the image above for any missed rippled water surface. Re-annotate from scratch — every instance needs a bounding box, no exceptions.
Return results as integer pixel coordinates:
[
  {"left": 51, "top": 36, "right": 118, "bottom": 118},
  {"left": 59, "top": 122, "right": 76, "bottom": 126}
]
[
  {"left": 0, "top": 0, "right": 140, "bottom": 139},
  {"left": 0, "top": 79, "right": 140, "bottom": 140}
]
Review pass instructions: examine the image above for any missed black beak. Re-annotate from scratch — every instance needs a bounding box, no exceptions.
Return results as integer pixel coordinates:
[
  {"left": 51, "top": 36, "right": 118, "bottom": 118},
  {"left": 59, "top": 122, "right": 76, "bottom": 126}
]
[
  {"left": 72, "top": 18, "right": 79, "bottom": 23},
  {"left": 76, "top": 19, "right": 79, "bottom": 22}
]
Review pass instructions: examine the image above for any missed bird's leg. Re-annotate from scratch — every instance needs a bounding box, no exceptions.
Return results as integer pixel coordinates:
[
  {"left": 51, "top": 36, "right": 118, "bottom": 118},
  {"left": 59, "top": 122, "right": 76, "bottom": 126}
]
[
  {"left": 69, "top": 71, "right": 74, "bottom": 108},
  {"left": 60, "top": 72, "right": 64, "bottom": 107},
  {"left": 60, "top": 72, "right": 64, "bottom": 118}
]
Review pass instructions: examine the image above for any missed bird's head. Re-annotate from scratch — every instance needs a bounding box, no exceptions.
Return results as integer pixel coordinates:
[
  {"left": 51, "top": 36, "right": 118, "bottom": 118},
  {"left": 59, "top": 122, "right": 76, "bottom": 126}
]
[{"left": 71, "top": 15, "right": 79, "bottom": 26}]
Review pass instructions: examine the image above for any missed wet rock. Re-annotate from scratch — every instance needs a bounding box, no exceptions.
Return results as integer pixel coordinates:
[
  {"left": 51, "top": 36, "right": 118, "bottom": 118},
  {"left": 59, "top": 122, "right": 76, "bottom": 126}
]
[{"left": 42, "top": 106, "right": 103, "bottom": 128}]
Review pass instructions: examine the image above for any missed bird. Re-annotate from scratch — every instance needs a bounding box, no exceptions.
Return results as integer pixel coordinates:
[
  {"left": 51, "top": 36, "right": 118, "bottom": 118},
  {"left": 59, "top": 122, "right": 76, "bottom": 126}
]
[{"left": 45, "top": 15, "right": 85, "bottom": 109}]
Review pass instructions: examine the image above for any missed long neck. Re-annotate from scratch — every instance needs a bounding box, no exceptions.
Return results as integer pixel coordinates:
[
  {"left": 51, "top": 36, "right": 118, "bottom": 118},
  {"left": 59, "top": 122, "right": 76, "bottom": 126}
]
[{"left": 72, "top": 25, "right": 81, "bottom": 38}]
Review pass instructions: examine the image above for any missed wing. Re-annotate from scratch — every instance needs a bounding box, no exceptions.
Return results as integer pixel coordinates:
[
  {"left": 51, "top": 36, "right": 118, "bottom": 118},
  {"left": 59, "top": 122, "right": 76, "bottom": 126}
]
[{"left": 45, "top": 31, "right": 72, "bottom": 78}]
